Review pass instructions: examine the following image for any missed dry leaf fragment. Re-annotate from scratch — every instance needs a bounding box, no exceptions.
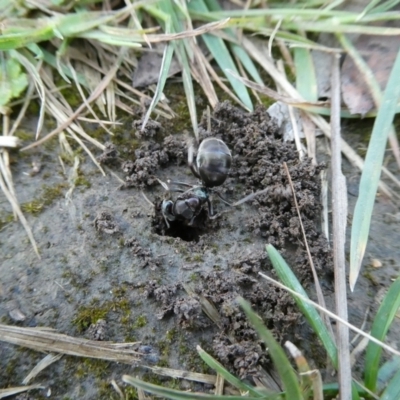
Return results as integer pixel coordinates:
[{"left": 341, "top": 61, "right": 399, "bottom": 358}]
[{"left": 341, "top": 35, "right": 400, "bottom": 116}]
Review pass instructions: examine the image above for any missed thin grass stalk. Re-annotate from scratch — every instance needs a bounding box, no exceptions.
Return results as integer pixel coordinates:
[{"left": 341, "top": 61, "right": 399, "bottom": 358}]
[
  {"left": 0, "top": 159, "right": 39, "bottom": 257},
  {"left": 283, "top": 163, "right": 334, "bottom": 340}
]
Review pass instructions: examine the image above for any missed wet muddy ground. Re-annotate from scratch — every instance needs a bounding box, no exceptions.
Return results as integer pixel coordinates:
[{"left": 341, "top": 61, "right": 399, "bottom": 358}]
[{"left": 1, "top": 102, "right": 400, "bottom": 399}]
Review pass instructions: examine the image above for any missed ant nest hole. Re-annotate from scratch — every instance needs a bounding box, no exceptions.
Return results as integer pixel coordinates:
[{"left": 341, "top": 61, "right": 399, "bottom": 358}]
[{"left": 151, "top": 205, "right": 214, "bottom": 242}]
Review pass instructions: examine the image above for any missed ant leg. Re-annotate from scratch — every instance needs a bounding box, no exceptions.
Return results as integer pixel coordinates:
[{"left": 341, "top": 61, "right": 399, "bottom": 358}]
[
  {"left": 141, "top": 191, "right": 155, "bottom": 208},
  {"left": 209, "top": 188, "right": 270, "bottom": 220},
  {"left": 214, "top": 191, "right": 232, "bottom": 206},
  {"left": 167, "top": 180, "right": 194, "bottom": 188}
]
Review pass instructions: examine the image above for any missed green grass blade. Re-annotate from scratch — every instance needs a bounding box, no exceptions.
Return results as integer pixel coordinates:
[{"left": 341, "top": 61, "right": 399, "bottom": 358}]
[
  {"left": 0, "top": 56, "right": 28, "bottom": 107},
  {"left": 377, "top": 356, "right": 400, "bottom": 392},
  {"left": 294, "top": 47, "right": 317, "bottom": 102},
  {"left": 122, "top": 375, "right": 263, "bottom": 400},
  {"left": 196, "top": 346, "right": 268, "bottom": 398},
  {"left": 78, "top": 30, "right": 142, "bottom": 47},
  {"left": 229, "top": 43, "right": 264, "bottom": 84},
  {"left": 203, "top": 0, "right": 263, "bottom": 85},
  {"left": 238, "top": 297, "right": 303, "bottom": 400},
  {"left": 266, "top": 244, "right": 338, "bottom": 368},
  {"left": 40, "top": 49, "right": 87, "bottom": 87},
  {"left": 349, "top": 48, "right": 400, "bottom": 290},
  {"left": 175, "top": 40, "right": 198, "bottom": 139},
  {"left": 203, "top": 33, "right": 253, "bottom": 111},
  {"left": 379, "top": 368, "right": 400, "bottom": 400},
  {"left": 188, "top": 0, "right": 253, "bottom": 111},
  {"left": 156, "top": 0, "right": 198, "bottom": 139},
  {"left": 364, "top": 277, "right": 400, "bottom": 392},
  {"left": 142, "top": 42, "right": 174, "bottom": 130},
  {"left": 0, "top": 27, "right": 54, "bottom": 51}
]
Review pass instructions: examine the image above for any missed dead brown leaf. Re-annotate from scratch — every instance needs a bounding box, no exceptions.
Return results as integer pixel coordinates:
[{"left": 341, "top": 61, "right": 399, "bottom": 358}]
[{"left": 341, "top": 34, "right": 400, "bottom": 115}]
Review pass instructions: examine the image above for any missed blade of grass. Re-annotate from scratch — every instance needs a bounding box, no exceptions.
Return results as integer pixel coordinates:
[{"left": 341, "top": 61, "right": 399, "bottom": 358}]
[
  {"left": 379, "top": 368, "right": 400, "bottom": 400},
  {"left": 294, "top": 47, "right": 318, "bottom": 102},
  {"left": 349, "top": 47, "right": 400, "bottom": 290},
  {"left": 203, "top": 0, "right": 263, "bottom": 85},
  {"left": 238, "top": 297, "right": 303, "bottom": 400},
  {"left": 377, "top": 356, "right": 400, "bottom": 393},
  {"left": 196, "top": 346, "right": 266, "bottom": 397},
  {"left": 141, "top": 43, "right": 174, "bottom": 131},
  {"left": 265, "top": 244, "right": 338, "bottom": 368},
  {"left": 364, "top": 277, "right": 400, "bottom": 392},
  {"left": 188, "top": 0, "right": 253, "bottom": 111},
  {"left": 152, "top": 0, "right": 198, "bottom": 139},
  {"left": 122, "top": 375, "right": 264, "bottom": 400}
]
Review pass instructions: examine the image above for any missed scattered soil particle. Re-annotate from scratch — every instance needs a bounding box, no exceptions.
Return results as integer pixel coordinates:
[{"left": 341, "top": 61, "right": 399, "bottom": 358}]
[
  {"left": 97, "top": 142, "right": 120, "bottom": 165},
  {"left": 87, "top": 319, "right": 108, "bottom": 341},
  {"left": 94, "top": 210, "right": 120, "bottom": 235},
  {"left": 125, "top": 237, "right": 160, "bottom": 269},
  {"left": 121, "top": 141, "right": 170, "bottom": 187},
  {"left": 133, "top": 118, "right": 162, "bottom": 139},
  {"left": 144, "top": 281, "right": 181, "bottom": 319}
]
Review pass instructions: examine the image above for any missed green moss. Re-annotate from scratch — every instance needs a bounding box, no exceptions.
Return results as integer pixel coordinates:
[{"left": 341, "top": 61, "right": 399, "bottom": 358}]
[
  {"left": 83, "top": 358, "right": 110, "bottom": 378},
  {"left": 75, "top": 172, "right": 91, "bottom": 188},
  {"left": 58, "top": 83, "right": 82, "bottom": 109},
  {"left": 189, "top": 272, "right": 199, "bottom": 282},
  {"left": 158, "top": 339, "right": 170, "bottom": 357},
  {"left": 14, "top": 129, "right": 34, "bottom": 142},
  {"left": 132, "top": 314, "right": 147, "bottom": 329},
  {"left": 165, "top": 328, "right": 177, "bottom": 342},
  {"left": 124, "top": 386, "right": 139, "bottom": 400},
  {"left": 21, "top": 183, "right": 67, "bottom": 216},
  {"left": 191, "top": 253, "right": 204, "bottom": 262},
  {"left": 21, "top": 200, "right": 44, "bottom": 215},
  {"left": 72, "top": 304, "right": 108, "bottom": 333}
]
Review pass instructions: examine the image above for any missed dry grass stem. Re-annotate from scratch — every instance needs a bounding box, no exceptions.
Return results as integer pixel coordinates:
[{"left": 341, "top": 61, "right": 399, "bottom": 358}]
[
  {"left": 330, "top": 54, "right": 351, "bottom": 399},
  {"left": 110, "top": 379, "right": 124, "bottom": 399},
  {"left": 21, "top": 49, "right": 126, "bottom": 152},
  {"left": 190, "top": 40, "right": 219, "bottom": 108},
  {"left": 214, "top": 373, "right": 225, "bottom": 395},
  {"left": 300, "top": 111, "right": 316, "bottom": 162},
  {"left": 146, "top": 366, "right": 217, "bottom": 384},
  {"left": 23, "top": 353, "right": 63, "bottom": 385},
  {"left": 320, "top": 169, "right": 330, "bottom": 244},
  {"left": 0, "top": 324, "right": 141, "bottom": 363},
  {"left": 0, "top": 137, "right": 20, "bottom": 148},
  {"left": 0, "top": 384, "right": 44, "bottom": 399},
  {"left": 204, "top": 61, "right": 248, "bottom": 110},
  {"left": 0, "top": 156, "right": 39, "bottom": 257}
]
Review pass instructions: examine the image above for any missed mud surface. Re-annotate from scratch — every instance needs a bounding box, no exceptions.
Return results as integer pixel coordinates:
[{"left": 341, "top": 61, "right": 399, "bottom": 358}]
[{"left": 1, "top": 103, "right": 400, "bottom": 399}]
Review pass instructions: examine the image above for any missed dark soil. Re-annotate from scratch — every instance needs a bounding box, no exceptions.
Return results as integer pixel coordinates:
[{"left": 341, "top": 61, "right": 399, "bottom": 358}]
[
  {"left": 1, "top": 102, "right": 399, "bottom": 399},
  {"left": 102, "top": 101, "right": 332, "bottom": 379}
]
